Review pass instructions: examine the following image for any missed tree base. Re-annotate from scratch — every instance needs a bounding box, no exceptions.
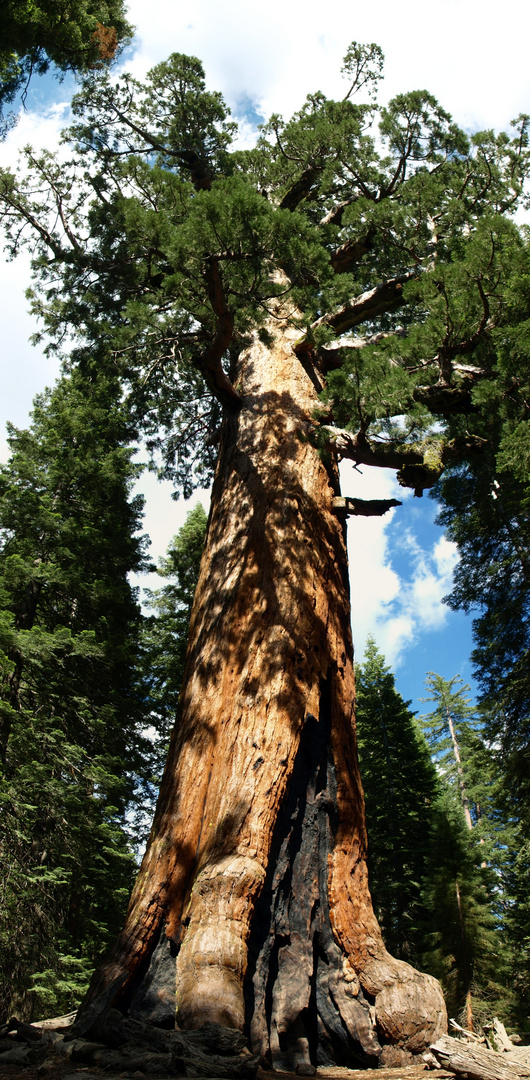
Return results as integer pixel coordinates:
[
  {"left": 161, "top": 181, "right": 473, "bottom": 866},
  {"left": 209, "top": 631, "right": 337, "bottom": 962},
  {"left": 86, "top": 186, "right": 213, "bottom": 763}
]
[{"left": 88, "top": 687, "right": 445, "bottom": 1072}]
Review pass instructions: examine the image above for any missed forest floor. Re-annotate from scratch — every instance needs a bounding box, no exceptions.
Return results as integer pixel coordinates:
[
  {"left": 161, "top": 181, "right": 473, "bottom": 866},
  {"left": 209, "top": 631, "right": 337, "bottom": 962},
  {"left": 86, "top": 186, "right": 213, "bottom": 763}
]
[{"left": 0, "top": 1062, "right": 454, "bottom": 1080}]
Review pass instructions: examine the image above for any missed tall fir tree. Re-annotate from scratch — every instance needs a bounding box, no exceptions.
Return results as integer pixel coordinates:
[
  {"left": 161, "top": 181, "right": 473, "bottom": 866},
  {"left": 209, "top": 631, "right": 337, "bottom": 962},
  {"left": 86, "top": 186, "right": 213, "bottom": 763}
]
[
  {"left": 419, "top": 675, "right": 516, "bottom": 1028},
  {"left": 420, "top": 788, "right": 514, "bottom": 1029},
  {"left": 420, "top": 674, "right": 484, "bottom": 829},
  {"left": 0, "top": 370, "right": 150, "bottom": 1020},
  {"left": 355, "top": 639, "right": 439, "bottom": 966}
]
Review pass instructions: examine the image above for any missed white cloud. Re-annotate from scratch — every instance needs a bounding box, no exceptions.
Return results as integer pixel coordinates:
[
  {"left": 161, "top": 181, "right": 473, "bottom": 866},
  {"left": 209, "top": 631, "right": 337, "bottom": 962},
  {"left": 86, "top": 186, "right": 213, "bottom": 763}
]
[
  {"left": 348, "top": 490, "right": 460, "bottom": 669},
  {"left": 342, "top": 460, "right": 402, "bottom": 661},
  {"left": 0, "top": 101, "right": 70, "bottom": 165},
  {"left": 0, "top": 100, "right": 73, "bottom": 441},
  {"left": 123, "top": 0, "right": 530, "bottom": 133},
  {"left": 0, "top": 252, "right": 61, "bottom": 441},
  {"left": 433, "top": 535, "right": 460, "bottom": 581},
  {"left": 130, "top": 468, "right": 211, "bottom": 603}
]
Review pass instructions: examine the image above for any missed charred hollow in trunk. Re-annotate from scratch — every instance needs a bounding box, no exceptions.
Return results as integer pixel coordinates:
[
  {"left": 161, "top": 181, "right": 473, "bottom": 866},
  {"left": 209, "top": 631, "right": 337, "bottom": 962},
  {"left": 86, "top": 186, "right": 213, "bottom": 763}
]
[
  {"left": 246, "top": 682, "right": 381, "bottom": 1069},
  {"left": 79, "top": 315, "right": 446, "bottom": 1068}
]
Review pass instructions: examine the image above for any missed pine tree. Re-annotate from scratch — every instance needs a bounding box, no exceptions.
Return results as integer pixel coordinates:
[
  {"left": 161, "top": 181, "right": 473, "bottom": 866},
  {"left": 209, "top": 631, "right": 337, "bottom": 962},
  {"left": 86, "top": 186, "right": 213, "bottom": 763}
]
[
  {"left": 355, "top": 639, "right": 439, "bottom": 966},
  {"left": 0, "top": 370, "right": 150, "bottom": 1020},
  {"left": 419, "top": 675, "right": 516, "bottom": 1028},
  {"left": 1, "top": 44, "right": 529, "bottom": 1063},
  {"left": 420, "top": 789, "right": 514, "bottom": 1029}
]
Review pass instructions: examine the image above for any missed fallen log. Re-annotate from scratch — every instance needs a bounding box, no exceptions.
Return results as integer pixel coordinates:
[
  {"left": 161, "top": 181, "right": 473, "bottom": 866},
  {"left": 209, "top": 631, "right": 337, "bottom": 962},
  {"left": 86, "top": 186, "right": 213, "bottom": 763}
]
[
  {"left": 32, "top": 1010, "right": 77, "bottom": 1031},
  {"left": 431, "top": 1035, "right": 530, "bottom": 1080},
  {"left": 3, "top": 1005, "right": 259, "bottom": 1078},
  {"left": 485, "top": 1020, "right": 530, "bottom": 1062}
]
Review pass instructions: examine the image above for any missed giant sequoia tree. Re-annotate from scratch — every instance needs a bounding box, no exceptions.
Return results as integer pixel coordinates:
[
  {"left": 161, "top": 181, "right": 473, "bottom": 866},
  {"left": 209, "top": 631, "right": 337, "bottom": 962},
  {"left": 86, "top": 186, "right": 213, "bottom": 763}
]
[{"left": 1, "top": 45, "right": 530, "bottom": 1068}]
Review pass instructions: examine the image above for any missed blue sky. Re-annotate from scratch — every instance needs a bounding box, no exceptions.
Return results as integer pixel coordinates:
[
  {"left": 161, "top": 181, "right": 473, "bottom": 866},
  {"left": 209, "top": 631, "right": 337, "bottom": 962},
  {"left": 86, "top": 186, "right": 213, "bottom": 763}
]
[
  {"left": 2, "top": 0, "right": 529, "bottom": 717},
  {"left": 341, "top": 461, "right": 477, "bottom": 714}
]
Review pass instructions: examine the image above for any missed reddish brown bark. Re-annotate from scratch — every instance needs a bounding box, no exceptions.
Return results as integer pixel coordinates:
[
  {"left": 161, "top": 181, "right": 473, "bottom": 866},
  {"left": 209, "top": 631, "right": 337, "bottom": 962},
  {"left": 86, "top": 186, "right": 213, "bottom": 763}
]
[{"left": 82, "top": 312, "right": 446, "bottom": 1067}]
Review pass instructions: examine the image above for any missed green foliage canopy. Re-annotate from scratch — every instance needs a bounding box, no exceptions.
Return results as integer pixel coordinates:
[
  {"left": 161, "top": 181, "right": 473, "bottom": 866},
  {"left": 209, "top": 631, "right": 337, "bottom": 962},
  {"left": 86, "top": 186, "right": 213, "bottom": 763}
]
[
  {"left": 0, "top": 0, "right": 132, "bottom": 137},
  {"left": 1, "top": 47, "right": 529, "bottom": 503},
  {"left": 0, "top": 370, "right": 151, "bottom": 1019}
]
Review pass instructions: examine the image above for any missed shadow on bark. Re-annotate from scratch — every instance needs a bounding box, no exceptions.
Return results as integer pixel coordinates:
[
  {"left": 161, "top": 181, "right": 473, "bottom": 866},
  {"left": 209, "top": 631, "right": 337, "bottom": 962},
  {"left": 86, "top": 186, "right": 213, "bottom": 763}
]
[{"left": 77, "top": 332, "right": 446, "bottom": 1068}]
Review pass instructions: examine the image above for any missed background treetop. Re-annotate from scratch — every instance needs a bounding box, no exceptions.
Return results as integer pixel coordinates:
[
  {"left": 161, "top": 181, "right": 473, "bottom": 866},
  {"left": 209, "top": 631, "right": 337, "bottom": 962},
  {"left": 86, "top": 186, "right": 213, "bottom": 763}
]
[{"left": 0, "top": 0, "right": 133, "bottom": 139}]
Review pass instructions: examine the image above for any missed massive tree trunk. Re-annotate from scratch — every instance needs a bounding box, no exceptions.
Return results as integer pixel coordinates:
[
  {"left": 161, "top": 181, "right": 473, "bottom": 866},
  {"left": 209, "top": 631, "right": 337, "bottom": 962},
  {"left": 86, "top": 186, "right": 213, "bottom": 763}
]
[{"left": 81, "top": 312, "right": 446, "bottom": 1068}]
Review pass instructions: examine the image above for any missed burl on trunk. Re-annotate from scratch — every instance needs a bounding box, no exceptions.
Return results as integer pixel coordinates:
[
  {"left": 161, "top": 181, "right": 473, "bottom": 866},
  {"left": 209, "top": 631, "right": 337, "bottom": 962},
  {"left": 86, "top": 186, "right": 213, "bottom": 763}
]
[{"left": 82, "top": 315, "right": 446, "bottom": 1068}]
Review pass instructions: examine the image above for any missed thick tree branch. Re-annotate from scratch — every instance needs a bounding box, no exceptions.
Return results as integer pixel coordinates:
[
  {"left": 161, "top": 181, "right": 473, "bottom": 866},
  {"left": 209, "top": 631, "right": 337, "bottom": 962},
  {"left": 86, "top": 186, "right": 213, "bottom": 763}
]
[
  {"left": 331, "top": 496, "right": 402, "bottom": 516},
  {"left": 313, "top": 273, "right": 413, "bottom": 336},
  {"left": 279, "top": 166, "right": 321, "bottom": 211},
  {"left": 412, "top": 381, "right": 480, "bottom": 414},
  {"left": 196, "top": 259, "right": 241, "bottom": 411},
  {"left": 315, "top": 425, "right": 487, "bottom": 495},
  {"left": 330, "top": 227, "right": 376, "bottom": 274},
  {"left": 317, "top": 330, "right": 406, "bottom": 371},
  {"left": 320, "top": 196, "right": 359, "bottom": 227}
]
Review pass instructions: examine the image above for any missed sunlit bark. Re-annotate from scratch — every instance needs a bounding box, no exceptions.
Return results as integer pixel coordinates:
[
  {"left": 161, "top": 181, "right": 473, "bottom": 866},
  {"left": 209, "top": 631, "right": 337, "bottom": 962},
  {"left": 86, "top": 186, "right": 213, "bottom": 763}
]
[{"left": 83, "top": 313, "right": 446, "bottom": 1068}]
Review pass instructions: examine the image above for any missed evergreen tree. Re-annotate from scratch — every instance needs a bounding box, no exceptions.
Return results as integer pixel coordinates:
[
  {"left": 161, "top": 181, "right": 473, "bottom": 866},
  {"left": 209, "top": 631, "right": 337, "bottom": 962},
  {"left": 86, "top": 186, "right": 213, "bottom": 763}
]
[
  {"left": 0, "top": 0, "right": 132, "bottom": 136},
  {"left": 503, "top": 831, "right": 530, "bottom": 1026},
  {"left": 1, "top": 44, "right": 529, "bottom": 1062},
  {"left": 420, "top": 788, "right": 514, "bottom": 1029},
  {"left": 0, "top": 370, "right": 150, "bottom": 1020},
  {"left": 355, "top": 639, "right": 439, "bottom": 965},
  {"left": 419, "top": 675, "right": 516, "bottom": 1028},
  {"left": 433, "top": 424, "right": 530, "bottom": 1028},
  {"left": 354, "top": 652, "right": 515, "bottom": 1028},
  {"left": 420, "top": 674, "right": 484, "bottom": 829},
  {"left": 436, "top": 460, "right": 530, "bottom": 833}
]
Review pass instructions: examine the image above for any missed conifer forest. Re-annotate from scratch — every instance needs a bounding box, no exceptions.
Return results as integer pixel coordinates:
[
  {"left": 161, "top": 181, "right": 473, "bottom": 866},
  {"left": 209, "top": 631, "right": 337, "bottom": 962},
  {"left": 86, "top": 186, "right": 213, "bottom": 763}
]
[{"left": 0, "top": 21, "right": 529, "bottom": 1075}]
